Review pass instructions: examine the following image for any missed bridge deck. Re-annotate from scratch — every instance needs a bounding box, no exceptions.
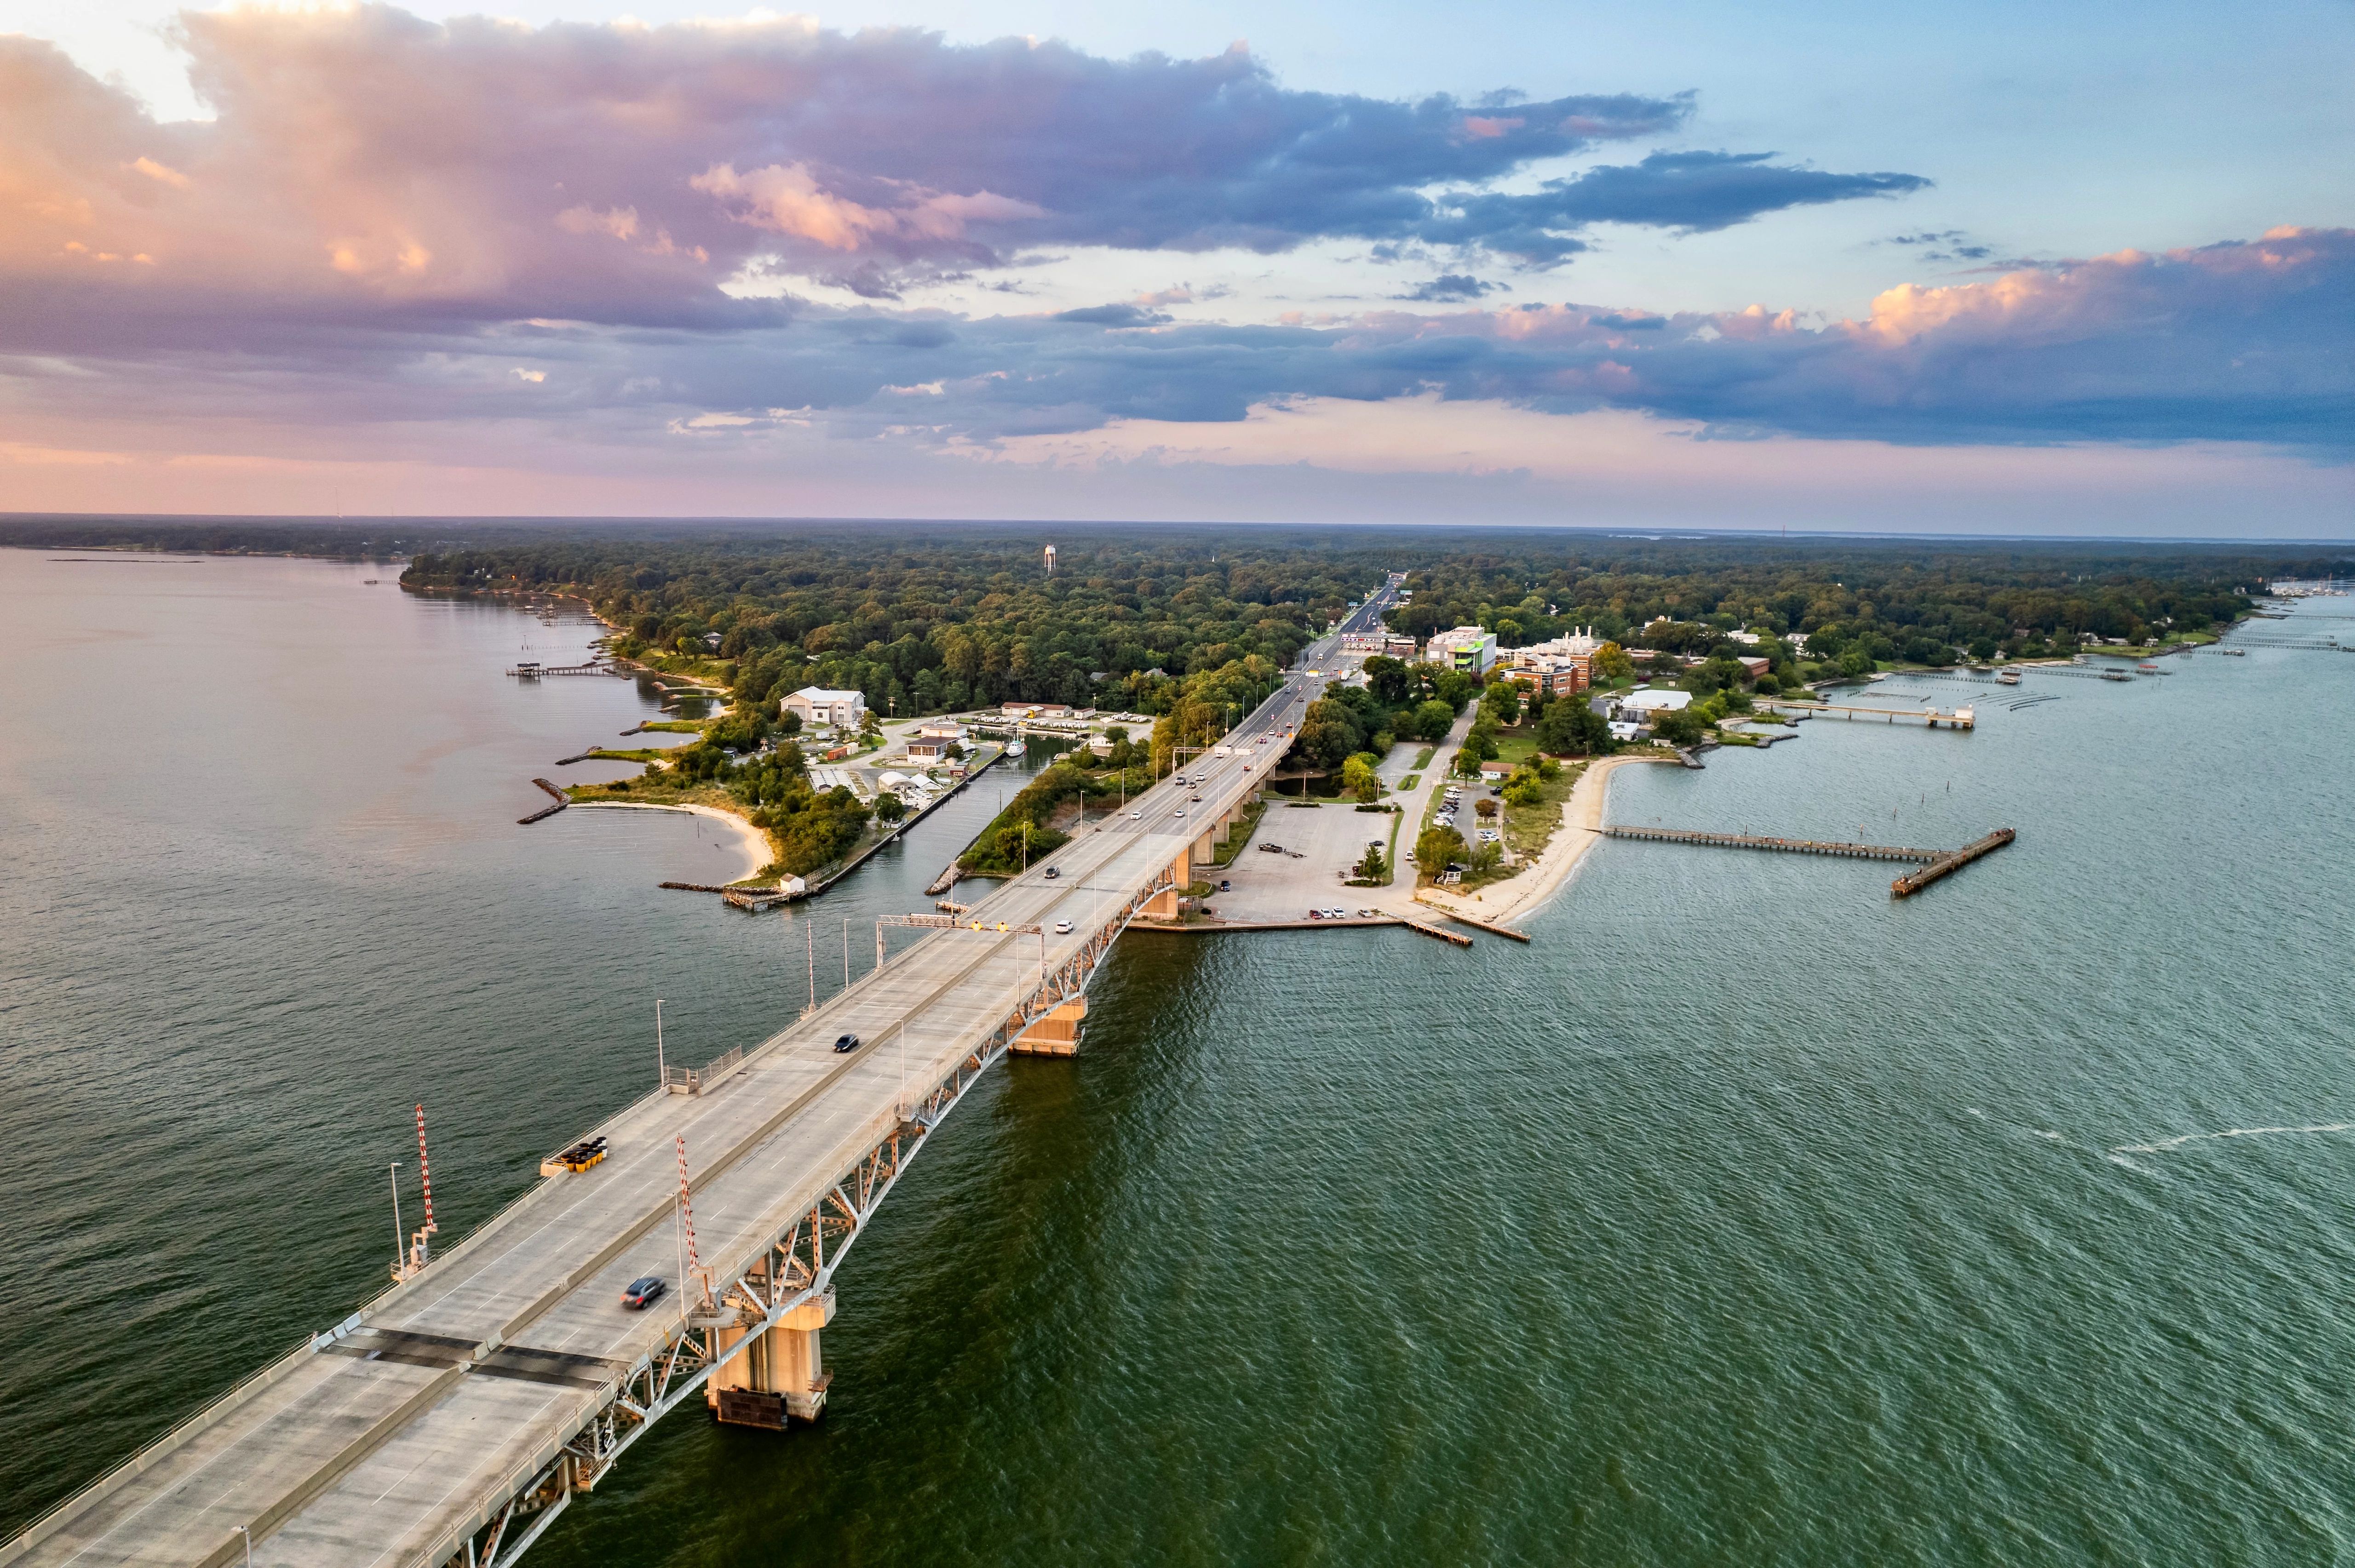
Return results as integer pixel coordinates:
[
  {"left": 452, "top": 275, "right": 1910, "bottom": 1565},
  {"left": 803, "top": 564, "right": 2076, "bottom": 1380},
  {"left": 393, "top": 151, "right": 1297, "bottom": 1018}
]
[{"left": 7, "top": 595, "right": 1400, "bottom": 1568}]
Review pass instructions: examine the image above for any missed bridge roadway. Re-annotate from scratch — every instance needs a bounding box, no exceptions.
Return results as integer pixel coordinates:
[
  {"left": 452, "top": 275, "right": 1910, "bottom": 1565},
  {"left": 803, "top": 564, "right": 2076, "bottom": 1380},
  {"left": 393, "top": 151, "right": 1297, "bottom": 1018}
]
[{"left": 7, "top": 589, "right": 1401, "bottom": 1568}]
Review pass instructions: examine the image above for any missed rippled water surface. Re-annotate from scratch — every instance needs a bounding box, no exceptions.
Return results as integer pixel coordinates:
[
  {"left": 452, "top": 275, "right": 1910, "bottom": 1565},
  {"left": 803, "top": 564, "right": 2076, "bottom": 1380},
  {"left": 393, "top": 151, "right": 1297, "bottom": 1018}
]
[{"left": 4, "top": 549, "right": 2351, "bottom": 1564}]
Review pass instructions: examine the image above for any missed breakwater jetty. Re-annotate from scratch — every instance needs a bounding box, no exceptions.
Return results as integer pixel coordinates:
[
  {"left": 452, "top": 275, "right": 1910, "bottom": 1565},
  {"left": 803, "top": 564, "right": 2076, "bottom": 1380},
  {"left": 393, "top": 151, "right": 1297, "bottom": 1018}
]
[
  {"left": 1757, "top": 698, "right": 1976, "bottom": 729},
  {"left": 517, "top": 778, "right": 569, "bottom": 824}
]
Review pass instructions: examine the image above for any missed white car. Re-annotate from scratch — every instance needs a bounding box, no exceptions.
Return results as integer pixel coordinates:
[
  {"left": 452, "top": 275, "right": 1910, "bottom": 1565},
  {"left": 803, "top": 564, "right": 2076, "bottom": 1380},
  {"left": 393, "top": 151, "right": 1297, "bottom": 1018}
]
[
  {"left": 1054, "top": 919, "right": 1074, "bottom": 935},
  {"left": 1174, "top": 809, "right": 1186, "bottom": 818},
  {"left": 1130, "top": 810, "right": 1142, "bottom": 819}
]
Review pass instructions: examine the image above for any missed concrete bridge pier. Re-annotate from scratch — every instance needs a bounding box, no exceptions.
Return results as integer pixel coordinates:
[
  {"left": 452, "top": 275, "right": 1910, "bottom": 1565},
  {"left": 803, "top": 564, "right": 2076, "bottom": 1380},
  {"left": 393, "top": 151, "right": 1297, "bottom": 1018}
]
[{"left": 708, "top": 1288, "right": 836, "bottom": 1428}]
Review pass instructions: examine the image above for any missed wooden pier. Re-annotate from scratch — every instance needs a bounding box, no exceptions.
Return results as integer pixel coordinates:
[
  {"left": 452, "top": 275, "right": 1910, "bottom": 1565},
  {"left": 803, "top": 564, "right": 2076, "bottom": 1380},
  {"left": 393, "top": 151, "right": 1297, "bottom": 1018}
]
[
  {"left": 506, "top": 661, "right": 617, "bottom": 677},
  {"left": 1890, "top": 829, "right": 2016, "bottom": 898},
  {"left": 1757, "top": 698, "right": 1975, "bottom": 729},
  {"left": 1602, "top": 825, "right": 1941, "bottom": 863}
]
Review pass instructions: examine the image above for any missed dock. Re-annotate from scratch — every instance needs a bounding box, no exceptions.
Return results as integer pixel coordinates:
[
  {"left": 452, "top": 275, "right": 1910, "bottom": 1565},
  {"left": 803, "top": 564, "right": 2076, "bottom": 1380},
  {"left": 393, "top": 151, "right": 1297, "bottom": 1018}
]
[
  {"left": 516, "top": 778, "right": 569, "bottom": 825},
  {"left": 1602, "top": 825, "right": 1941, "bottom": 863},
  {"left": 1757, "top": 698, "right": 1974, "bottom": 729},
  {"left": 1890, "top": 829, "right": 2016, "bottom": 898},
  {"left": 506, "top": 661, "right": 617, "bottom": 678}
]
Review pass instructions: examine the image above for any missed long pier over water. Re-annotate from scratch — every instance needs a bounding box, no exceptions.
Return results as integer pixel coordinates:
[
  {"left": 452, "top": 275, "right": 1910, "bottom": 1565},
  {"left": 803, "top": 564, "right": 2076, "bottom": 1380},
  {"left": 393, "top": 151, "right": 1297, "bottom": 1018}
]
[{"left": 4, "top": 599, "right": 1399, "bottom": 1568}]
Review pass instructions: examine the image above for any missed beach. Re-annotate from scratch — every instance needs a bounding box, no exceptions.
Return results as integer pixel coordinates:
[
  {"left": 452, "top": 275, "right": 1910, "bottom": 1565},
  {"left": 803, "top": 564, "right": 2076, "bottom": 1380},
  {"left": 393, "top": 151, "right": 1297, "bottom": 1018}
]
[
  {"left": 569, "top": 800, "right": 775, "bottom": 881},
  {"left": 1403, "top": 754, "right": 1660, "bottom": 928}
]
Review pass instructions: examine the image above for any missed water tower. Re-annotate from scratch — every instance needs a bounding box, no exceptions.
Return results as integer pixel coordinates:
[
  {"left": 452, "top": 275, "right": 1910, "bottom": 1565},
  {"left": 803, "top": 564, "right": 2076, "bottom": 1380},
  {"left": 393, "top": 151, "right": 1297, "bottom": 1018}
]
[{"left": 1044, "top": 543, "right": 1057, "bottom": 576}]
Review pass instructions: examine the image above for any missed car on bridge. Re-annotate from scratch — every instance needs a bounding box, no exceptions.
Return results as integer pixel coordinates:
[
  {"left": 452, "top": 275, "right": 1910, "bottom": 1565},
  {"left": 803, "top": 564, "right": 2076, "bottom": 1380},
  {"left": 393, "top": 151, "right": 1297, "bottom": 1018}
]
[
  {"left": 833, "top": 1032, "right": 860, "bottom": 1053},
  {"left": 1054, "top": 919, "right": 1074, "bottom": 934},
  {"left": 620, "top": 1276, "right": 666, "bottom": 1310}
]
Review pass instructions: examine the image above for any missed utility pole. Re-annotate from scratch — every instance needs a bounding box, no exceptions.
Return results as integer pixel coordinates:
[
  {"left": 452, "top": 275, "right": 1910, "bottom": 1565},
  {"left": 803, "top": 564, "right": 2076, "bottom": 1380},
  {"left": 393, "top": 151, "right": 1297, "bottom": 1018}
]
[
  {"left": 806, "top": 924, "right": 815, "bottom": 1013},
  {"left": 655, "top": 999, "right": 666, "bottom": 1087},
  {"left": 388, "top": 1162, "right": 404, "bottom": 1276}
]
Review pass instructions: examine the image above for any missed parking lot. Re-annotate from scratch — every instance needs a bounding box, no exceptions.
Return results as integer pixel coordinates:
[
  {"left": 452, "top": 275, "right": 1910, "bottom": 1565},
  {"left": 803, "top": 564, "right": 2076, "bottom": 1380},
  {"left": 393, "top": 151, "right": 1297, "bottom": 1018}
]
[{"left": 1201, "top": 793, "right": 1398, "bottom": 923}]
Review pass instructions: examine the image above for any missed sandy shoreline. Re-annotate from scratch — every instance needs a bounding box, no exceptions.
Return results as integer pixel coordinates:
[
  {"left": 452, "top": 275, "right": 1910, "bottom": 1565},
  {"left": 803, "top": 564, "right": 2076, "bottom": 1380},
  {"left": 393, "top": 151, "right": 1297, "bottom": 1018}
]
[
  {"left": 1403, "top": 754, "right": 1665, "bottom": 929},
  {"left": 568, "top": 801, "right": 774, "bottom": 882}
]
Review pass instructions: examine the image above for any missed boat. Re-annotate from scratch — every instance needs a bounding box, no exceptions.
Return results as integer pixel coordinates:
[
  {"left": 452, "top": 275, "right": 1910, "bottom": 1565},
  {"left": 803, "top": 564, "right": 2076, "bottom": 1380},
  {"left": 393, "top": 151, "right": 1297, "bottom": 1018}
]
[
  {"left": 2100, "top": 670, "right": 2132, "bottom": 682},
  {"left": 1004, "top": 729, "right": 1027, "bottom": 758},
  {"left": 2221, "top": 648, "right": 2246, "bottom": 656},
  {"left": 1996, "top": 668, "right": 2022, "bottom": 685}
]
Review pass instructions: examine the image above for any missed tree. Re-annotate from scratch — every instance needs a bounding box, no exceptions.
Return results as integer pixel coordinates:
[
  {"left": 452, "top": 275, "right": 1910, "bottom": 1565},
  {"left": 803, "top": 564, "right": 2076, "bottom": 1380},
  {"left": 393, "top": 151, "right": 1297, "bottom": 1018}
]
[
  {"left": 1474, "top": 795, "right": 1499, "bottom": 818},
  {"left": 1480, "top": 679, "right": 1521, "bottom": 726},
  {"left": 1594, "top": 642, "right": 1634, "bottom": 681},
  {"left": 1414, "top": 699, "right": 1456, "bottom": 741},
  {"left": 873, "top": 792, "right": 907, "bottom": 823},
  {"left": 774, "top": 708, "right": 803, "bottom": 736},
  {"left": 1341, "top": 753, "right": 1380, "bottom": 803},
  {"left": 1362, "top": 655, "right": 1410, "bottom": 705},
  {"left": 1653, "top": 707, "right": 1708, "bottom": 747},
  {"left": 1416, "top": 824, "right": 1468, "bottom": 870},
  {"left": 1353, "top": 843, "right": 1388, "bottom": 881},
  {"left": 1535, "top": 697, "right": 1613, "bottom": 756}
]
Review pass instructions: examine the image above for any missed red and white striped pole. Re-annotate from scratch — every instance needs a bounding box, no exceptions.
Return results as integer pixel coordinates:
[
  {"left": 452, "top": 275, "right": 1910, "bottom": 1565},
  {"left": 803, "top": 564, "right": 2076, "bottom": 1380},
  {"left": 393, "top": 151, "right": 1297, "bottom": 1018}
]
[
  {"left": 411, "top": 1104, "right": 438, "bottom": 1272},
  {"left": 675, "top": 1134, "right": 711, "bottom": 1310}
]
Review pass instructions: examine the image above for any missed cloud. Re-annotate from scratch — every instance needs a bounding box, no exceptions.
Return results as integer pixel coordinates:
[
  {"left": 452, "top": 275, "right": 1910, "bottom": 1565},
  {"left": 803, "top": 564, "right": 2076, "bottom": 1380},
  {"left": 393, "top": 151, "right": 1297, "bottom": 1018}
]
[
  {"left": 1400, "top": 274, "right": 1502, "bottom": 301},
  {"left": 1883, "top": 229, "right": 1998, "bottom": 263},
  {"left": 0, "top": 9, "right": 1927, "bottom": 339},
  {"left": 1424, "top": 151, "right": 1934, "bottom": 262},
  {"left": 16, "top": 229, "right": 2338, "bottom": 465}
]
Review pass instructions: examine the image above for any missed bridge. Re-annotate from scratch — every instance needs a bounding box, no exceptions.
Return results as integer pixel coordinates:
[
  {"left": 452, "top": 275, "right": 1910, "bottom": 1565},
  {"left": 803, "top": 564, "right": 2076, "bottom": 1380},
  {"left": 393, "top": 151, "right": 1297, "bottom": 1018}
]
[{"left": 3, "top": 590, "right": 1398, "bottom": 1568}]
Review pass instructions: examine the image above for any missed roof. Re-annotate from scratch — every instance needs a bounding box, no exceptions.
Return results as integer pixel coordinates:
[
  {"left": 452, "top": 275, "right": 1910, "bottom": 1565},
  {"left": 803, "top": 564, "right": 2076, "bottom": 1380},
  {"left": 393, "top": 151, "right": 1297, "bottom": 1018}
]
[
  {"left": 1620, "top": 689, "right": 1694, "bottom": 712},
  {"left": 789, "top": 686, "right": 865, "bottom": 703}
]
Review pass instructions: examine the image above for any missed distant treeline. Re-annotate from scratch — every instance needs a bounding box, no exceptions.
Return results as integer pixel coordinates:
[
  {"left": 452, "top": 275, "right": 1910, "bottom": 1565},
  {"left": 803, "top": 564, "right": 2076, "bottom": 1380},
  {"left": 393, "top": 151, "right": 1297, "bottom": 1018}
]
[{"left": 6, "top": 518, "right": 2345, "bottom": 702}]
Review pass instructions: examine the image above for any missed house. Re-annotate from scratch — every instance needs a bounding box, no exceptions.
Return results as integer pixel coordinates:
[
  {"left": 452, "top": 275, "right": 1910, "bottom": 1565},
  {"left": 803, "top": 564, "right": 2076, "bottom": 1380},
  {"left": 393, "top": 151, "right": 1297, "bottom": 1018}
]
[
  {"left": 907, "top": 738, "right": 958, "bottom": 762},
  {"left": 915, "top": 720, "right": 968, "bottom": 742},
  {"left": 1607, "top": 721, "right": 1643, "bottom": 742},
  {"left": 1427, "top": 625, "right": 1498, "bottom": 675},
  {"left": 1477, "top": 758, "right": 1515, "bottom": 780},
  {"left": 1737, "top": 657, "right": 1771, "bottom": 681},
  {"left": 784, "top": 686, "right": 867, "bottom": 729}
]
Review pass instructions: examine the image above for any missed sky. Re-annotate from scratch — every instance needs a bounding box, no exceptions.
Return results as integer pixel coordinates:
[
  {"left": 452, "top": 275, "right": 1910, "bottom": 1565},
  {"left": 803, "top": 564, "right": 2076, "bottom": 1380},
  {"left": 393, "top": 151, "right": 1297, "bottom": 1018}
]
[{"left": 2, "top": 0, "right": 2350, "bottom": 533}]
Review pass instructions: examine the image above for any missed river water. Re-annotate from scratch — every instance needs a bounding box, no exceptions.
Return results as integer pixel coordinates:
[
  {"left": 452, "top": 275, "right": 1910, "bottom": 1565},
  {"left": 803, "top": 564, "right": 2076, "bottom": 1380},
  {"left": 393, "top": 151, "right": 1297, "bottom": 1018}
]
[{"left": 3, "top": 549, "right": 2351, "bottom": 1564}]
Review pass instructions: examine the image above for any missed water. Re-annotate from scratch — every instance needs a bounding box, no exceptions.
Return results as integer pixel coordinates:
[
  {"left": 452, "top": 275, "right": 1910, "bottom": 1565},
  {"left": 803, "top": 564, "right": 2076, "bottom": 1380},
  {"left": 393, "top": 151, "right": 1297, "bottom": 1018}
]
[{"left": 4, "top": 551, "right": 2352, "bottom": 1563}]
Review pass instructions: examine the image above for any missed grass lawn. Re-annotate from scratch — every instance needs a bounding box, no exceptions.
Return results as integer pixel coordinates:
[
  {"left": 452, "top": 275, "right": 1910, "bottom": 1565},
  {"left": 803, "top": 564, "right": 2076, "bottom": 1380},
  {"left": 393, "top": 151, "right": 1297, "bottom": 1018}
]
[
  {"left": 1209, "top": 798, "right": 1270, "bottom": 866},
  {"left": 584, "top": 747, "right": 669, "bottom": 764},
  {"left": 1412, "top": 746, "right": 1436, "bottom": 770}
]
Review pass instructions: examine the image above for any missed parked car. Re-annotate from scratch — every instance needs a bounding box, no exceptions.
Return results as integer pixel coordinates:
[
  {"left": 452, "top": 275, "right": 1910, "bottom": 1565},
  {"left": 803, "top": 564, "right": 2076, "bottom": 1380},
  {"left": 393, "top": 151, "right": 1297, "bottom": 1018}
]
[
  {"left": 620, "top": 1275, "right": 666, "bottom": 1310},
  {"left": 833, "top": 1032, "right": 860, "bottom": 1053},
  {"left": 1356, "top": 908, "right": 1376, "bottom": 918},
  {"left": 1218, "top": 879, "right": 1232, "bottom": 891},
  {"left": 1307, "top": 909, "right": 1324, "bottom": 920},
  {"left": 1260, "top": 842, "right": 1283, "bottom": 853}
]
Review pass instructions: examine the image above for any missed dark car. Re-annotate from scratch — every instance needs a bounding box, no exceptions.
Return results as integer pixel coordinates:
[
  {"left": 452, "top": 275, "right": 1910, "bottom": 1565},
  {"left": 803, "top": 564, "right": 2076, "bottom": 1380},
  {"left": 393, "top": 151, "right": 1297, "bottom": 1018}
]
[
  {"left": 1044, "top": 866, "right": 1060, "bottom": 878},
  {"left": 621, "top": 1275, "right": 666, "bottom": 1310},
  {"left": 833, "top": 1032, "right": 860, "bottom": 1053}
]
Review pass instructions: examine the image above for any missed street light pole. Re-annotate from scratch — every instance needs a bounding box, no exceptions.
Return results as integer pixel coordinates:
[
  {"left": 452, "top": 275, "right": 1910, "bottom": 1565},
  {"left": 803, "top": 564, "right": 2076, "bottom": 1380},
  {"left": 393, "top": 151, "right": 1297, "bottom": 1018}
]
[
  {"left": 388, "top": 1162, "right": 403, "bottom": 1275},
  {"left": 655, "top": 999, "right": 666, "bottom": 1088}
]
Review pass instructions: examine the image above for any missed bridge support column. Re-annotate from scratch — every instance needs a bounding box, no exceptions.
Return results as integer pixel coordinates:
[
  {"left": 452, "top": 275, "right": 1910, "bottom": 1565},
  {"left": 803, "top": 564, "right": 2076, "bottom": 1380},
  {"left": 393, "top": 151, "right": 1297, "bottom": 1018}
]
[
  {"left": 1012, "top": 995, "right": 1086, "bottom": 1056},
  {"left": 1144, "top": 847, "right": 1191, "bottom": 919},
  {"left": 709, "top": 1289, "right": 835, "bottom": 1428}
]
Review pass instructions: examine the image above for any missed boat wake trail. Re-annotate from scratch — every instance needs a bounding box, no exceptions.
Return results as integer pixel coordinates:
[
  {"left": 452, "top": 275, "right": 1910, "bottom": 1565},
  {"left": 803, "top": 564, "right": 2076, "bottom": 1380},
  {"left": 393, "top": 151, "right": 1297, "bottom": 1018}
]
[{"left": 2113, "top": 1123, "right": 2355, "bottom": 1155}]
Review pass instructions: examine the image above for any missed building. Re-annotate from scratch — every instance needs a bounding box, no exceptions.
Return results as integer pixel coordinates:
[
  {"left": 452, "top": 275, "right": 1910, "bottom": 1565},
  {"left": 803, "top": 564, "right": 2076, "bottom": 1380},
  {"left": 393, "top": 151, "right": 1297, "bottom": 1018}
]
[
  {"left": 783, "top": 686, "right": 868, "bottom": 730},
  {"left": 1000, "top": 702, "right": 1073, "bottom": 720},
  {"left": 907, "top": 738, "right": 958, "bottom": 762},
  {"left": 1427, "top": 625, "right": 1498, "bottom": 675},
  {"left": 1381, "top": 634, "right": 1418, "bottom": 658},
  {"left": 915, "top": 720, "right": 968, "bottom": 742},
  {"left": 1477, "top": 757, "right": 1515, "bottom": 781},
  {"left": 1619, "top": 688, "right": 1694, "bottom": 716}
]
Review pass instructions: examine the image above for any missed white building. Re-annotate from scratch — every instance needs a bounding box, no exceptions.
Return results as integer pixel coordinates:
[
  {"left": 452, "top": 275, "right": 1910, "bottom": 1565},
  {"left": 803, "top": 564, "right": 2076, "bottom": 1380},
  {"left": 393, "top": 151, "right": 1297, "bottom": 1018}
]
[
  {"left": 1518, "top": 626, "right": 1606, "bottom": 661},
  {"left": 915, "top": 720, "right": 968, "bottom": 741},
  {"left": 1427, "top": 625, "right": 1498, "bottom": 675},
  {"left": 1619, "top": 688, "right": 1693, "bottom": 716},
  {"left": 783, "top": 686, "right": 867, "bottom": 730}
]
